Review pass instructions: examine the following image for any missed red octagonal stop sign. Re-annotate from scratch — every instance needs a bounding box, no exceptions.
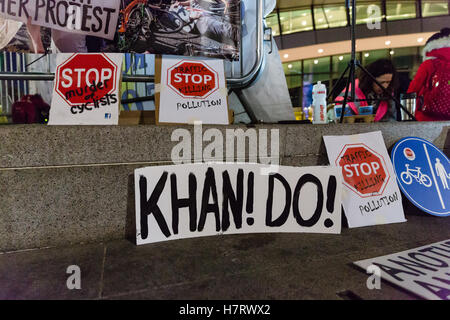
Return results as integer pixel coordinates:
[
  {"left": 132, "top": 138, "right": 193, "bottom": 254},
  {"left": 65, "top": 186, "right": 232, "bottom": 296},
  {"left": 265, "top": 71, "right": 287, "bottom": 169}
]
[
  {"left": 336, "top": 143, "right": 390, "bottom": 198},
  {"left": 167, "top": 60, "right": 219, "bottom": 99},
  {"left": 55, "top": 53, "right": 118, "bottom": 106}
]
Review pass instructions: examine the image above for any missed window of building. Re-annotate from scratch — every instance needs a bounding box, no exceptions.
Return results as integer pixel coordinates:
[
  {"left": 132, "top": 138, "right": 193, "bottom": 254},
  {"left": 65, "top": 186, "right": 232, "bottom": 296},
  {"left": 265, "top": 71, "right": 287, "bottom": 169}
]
[
  {"left": 279, "top": 8, "right": 314, "bottom": 34},
  {"left": 314, "top": 5, "right": 348, "bottom": 29},
  {"left": 332, "top": 54, "right": 351, "bottom": 76},
  {"left": 361, "top": 49, "right": 389, "bottom": 66},
  {"left": 390, "top": 47, "right": 418, "bottom": 69},
  {"left": 283, "top": 61, "right": 302, "bottom": 88},
  {"left": 283, "top": 61, "right": 303, "bottom": 108},
  {"left": 422, "top": 0, "right": 449, "bottom": 17},
  {"left": 265, "top": 13, "right": 280, "bottom": 36},
  {"left": 386, "top": 1, "right": 417, "bottom": 21},
  {"left": 313, "top": 7, "right": 328, "bottom": 29},
  {"left": 349, "top": 2, "right": 384, "bottom": 25}
]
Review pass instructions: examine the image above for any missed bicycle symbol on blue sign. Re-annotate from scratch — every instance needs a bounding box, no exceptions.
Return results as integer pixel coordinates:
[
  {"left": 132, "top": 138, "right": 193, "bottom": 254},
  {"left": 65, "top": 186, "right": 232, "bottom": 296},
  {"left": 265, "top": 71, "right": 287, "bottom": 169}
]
[
  {"left": 400, "top": 164, "right": 432, "bottom": 187},
  {"left": 391, "top": 137, "right": 450, "bottom": 217}
]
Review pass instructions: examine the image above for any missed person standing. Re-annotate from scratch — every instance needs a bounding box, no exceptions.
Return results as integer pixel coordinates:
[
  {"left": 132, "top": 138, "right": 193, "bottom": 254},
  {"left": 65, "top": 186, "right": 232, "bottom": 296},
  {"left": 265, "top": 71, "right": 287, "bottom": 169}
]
[{"left": 407, "top": 28, "right": 450, "bottom": 121}]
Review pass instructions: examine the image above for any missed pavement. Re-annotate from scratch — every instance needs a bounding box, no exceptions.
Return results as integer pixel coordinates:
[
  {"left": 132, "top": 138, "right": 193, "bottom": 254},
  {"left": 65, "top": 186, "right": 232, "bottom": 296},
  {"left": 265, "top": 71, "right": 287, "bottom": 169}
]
[{"left": 0, "top": 202, "right": 448, "bottom": 301}]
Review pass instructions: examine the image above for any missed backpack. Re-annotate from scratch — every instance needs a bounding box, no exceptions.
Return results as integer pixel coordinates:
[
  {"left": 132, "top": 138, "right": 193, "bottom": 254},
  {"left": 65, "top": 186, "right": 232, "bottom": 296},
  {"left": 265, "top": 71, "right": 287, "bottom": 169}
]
[
  {"left": 12, "top": 94, "right": 50, "bottom": 124},
  {"left": 28, "top": 94, "right": 50, "bottom": 124},
  {"left": 421, "top": 59, "right": 450, "bottom": 120}
]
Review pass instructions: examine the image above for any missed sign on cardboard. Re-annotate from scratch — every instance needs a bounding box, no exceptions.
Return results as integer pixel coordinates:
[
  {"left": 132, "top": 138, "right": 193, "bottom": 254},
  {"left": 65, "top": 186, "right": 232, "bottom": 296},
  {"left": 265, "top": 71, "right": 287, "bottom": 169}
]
[
  {"left": 49, "top": 53, "right": 123, "bottom": 125},
  {"left": 354, "top": 240, "right": 450, "bottom": 300},
  {"left": 324, "top": 131, "right": 406, "bottom": 228},
  {"left": 156, "top": 55, "right": 229, "bottom": 125},
  {"left": 135, "top": 163, "right": 342, "bottom": 245}
]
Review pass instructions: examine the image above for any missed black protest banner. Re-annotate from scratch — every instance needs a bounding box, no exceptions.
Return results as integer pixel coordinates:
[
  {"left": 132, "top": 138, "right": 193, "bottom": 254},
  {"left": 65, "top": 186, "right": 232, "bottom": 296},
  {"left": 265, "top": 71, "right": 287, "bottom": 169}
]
[
  {"left": 135, "top": 163, "right": 342, "bottom": 245},
  {"left": 0, "top": 0, "right": 120, "bottom": 40}
]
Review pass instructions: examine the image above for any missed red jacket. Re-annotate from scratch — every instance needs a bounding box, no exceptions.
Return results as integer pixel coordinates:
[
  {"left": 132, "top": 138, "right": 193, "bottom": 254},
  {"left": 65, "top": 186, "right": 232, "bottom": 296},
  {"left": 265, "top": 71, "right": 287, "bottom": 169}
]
[{"left": 407, "top": 47, "right": 450, "bottom": 121}]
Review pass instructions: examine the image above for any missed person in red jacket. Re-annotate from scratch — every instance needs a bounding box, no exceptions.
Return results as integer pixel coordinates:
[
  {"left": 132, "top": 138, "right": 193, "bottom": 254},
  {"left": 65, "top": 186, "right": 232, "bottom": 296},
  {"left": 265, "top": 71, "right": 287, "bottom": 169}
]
[{"left": 408, "top": 28, "right": 450, "bottom": 121}]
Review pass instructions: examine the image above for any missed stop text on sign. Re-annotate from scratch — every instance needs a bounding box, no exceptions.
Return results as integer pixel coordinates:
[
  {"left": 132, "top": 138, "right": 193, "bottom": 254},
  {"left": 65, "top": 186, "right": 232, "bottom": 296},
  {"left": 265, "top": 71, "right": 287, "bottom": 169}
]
[
  {"left": 337, "top": 144, "right": 390, "bottom": 197},
  {"left": 343, "top": 162, "right": 381, "bottom": 178},
  {"left": 173, "top": 73, "right": 213, "bottom": 85},
  {"left": 61, "top": 68, "right": 113, "bottom": 88},
  {"left": 167, "top": 60, "right": 219, "bottom": 99},
  {"left": 55, "top": 53, "right": 118, "bottom": 106}
]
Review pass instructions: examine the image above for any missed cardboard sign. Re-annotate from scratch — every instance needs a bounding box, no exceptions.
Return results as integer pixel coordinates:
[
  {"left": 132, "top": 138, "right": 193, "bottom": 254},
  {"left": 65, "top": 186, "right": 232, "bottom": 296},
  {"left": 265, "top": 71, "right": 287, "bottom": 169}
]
[
  {"left": 354, "top": 240, "right": 450, "bottom": 300},
  {"left": 324, "top": 131, "right": 406, "bottom": 228},
  {"left": 49, "top": 53, "right": 123, "bottom": 125},
  {"left": 135, "top": 163, "right": 342, "bottom": 245},
  {"left": 0, "top": 0, "right": 120, "bottom": 40},
  {"left": 392, "top": 137, "right": 450, "bottom": 217},
  {"left": 156, "top": 55, "right": 229, "bottom": 125}
]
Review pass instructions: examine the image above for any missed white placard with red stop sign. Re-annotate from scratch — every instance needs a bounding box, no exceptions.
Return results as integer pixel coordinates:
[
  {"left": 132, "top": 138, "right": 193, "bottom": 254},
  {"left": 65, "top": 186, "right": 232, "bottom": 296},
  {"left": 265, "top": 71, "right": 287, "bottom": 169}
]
[
  {"left": 49, "top": 53, "right": 123, "bottom": 125},
  {"left": 158, "top": 55, "right": 229, "bottom": 125},
  {"left": 324, "top": 131, "right": 406, "bottom": 228}
]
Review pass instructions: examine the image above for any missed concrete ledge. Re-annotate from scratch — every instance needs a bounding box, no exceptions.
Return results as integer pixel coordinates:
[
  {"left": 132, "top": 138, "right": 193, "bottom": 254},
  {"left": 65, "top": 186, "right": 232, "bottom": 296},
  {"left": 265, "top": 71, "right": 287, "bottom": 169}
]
[
  {"left": 0, "top": 165, "right": 139, "bottom": 251},
  {"left": 0, "top": 122, "right": 449, "bottom": 251}
]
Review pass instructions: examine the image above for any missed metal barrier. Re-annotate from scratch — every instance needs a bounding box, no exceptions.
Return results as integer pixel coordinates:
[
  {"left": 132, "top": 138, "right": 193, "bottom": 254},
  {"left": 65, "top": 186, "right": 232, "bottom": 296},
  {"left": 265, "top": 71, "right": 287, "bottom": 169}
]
[
  {"left": 0, "top": 0, "right": 266, "bottom": 121},
  {"left": 0, "top": 52, "right": 28, "bottom": 117}
]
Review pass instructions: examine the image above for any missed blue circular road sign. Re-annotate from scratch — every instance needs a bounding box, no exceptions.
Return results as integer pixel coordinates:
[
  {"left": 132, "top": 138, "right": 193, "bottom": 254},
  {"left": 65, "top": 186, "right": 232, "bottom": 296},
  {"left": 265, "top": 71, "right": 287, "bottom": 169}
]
[{"left": 391, "top": 137, "right": 450, "bottom": 217}]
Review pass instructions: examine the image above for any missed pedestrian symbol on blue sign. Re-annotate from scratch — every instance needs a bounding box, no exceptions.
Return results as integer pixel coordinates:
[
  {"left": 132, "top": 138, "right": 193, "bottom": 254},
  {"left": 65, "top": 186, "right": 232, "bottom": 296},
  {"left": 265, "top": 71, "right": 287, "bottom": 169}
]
[{"left": 391, "top": 137, "right": 450, "bottom": 217}]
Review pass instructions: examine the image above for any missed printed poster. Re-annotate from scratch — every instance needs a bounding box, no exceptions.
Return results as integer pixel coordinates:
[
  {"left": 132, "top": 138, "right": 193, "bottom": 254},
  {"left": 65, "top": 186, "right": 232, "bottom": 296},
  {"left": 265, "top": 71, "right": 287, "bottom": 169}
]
[
  {"left": 0, "top": 0, "right": 241, "bottom": 60},
  {"left": 324, "top": 131, "right": 406, "bottom": 228}
]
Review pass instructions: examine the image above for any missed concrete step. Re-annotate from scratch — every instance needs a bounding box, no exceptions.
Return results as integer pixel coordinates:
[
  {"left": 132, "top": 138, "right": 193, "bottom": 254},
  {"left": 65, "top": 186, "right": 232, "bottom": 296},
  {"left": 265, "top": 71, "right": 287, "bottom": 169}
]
[{"left": 0, "top": 122, "right": 449, "bottom": 251}]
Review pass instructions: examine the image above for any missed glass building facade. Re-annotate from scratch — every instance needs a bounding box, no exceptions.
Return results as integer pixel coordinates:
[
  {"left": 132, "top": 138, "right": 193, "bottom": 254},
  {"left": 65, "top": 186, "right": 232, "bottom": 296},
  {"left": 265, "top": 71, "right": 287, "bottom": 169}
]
[
  {"left": 266, "top": 1, "right": 449, "bottom": 36},
  {"left": 283, "top": 46, "right": 425, "bottom": 109},
  {"left": 267, "top": 1, "right": 448, "bottom": 112}
]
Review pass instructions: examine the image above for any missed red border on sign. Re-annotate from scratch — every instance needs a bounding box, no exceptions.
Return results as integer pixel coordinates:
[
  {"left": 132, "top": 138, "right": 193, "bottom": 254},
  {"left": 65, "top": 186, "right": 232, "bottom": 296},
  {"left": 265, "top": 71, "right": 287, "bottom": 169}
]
[
  {"left": 55, "top": 53, "right": 118, "bottom": 107},
  {"left": 166, "top": 59, "right": 220, "bottom": 100},
  {"left": 336, "top": 143, "right": 391, "bottom": 198}
]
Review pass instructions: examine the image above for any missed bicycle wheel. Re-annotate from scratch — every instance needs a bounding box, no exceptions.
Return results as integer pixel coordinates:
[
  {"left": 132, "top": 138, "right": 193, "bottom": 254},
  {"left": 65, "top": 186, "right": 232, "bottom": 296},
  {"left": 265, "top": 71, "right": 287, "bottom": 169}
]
[
  {"left": 124, "top": 5, "right": 153, "bottom": 52},
  {"left": 401, "top": 172, "right": 413, "bottom": 185},
  {"left": 151, "top": 10, "right": 186, "bottom": 34},
  {"left": 420, "top": 174, "right": 433, "bottom": 187}
]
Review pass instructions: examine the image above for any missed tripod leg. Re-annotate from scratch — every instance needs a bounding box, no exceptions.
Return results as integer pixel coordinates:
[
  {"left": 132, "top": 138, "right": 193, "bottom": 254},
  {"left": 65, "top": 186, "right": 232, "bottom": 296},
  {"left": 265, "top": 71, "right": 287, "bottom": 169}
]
[
  {"left": 356, "top": 61, "right": 417, "bottom": 121},
  {"left": 327, "top": 63, "right": 350, "bottom": 102},
  {"left": 340, "top": 63, "right": 354, "bottom": 124}
]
